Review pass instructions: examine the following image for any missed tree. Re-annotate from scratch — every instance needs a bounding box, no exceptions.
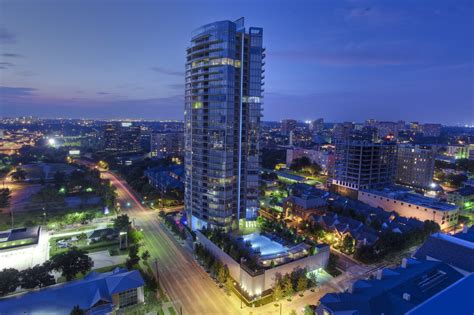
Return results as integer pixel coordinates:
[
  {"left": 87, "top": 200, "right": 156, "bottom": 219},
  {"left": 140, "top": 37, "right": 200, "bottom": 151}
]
[
  {"left": 217, "top": 263, "right": 228, "bottom": 284},
  {"left": 114, "top": 214, "right": 131, "bottom": 231},
  {"left": 308, "top": 272, "right": 318, "bottom": 288},
  {"left": 11, "top": 167, "right": 26, "bottom": 181},
  {"left": 51, "top": 248, "right": 93, "bottom": 281},
  {"left": 20, "top": 263, "right": 55, "bottom": 289},
  {"left": 141, "top": 250, "right": 150, "bottom": 262},
  {"left": 304, "top": 305, "right": 314, "bottom": 315},
  {"left": 0, "top": 188, "right": 11, "bottom": 208},
  {"left": 342, "top": 234, "right": 355, "bottom": 254},
  {"left": 283, "top": 274, "right": 294, "bottom": 298},
  {"left": 297, "top": 274, "right": 308, "bottom": 293},
  {"left": 225, "top": 274, "right": 234, "bottom": 294},
  {"left": 273, "top": 281, "right": 284, "bottom": 301},
  {"left": 126, "top": 244, "right": 141, "bottom": 270},
  {"left": 289, "top": 310, "right": 297, "bottom": 315},
  {"left": 70, "top": 305, "right": 85, "bottom": 315},
  {"left": 0, "top": 268, "right": 20, "bottom": 296}
]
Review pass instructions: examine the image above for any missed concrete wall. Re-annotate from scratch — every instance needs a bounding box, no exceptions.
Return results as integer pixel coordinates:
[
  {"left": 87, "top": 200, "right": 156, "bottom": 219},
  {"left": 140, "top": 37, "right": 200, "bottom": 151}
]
[
  {"left": 195, "top": 230, "right": 241, "bottom": 280},
  {"left": 262, "top": 248, "right": 329, "bottom": 292},
  {"left": 358, "top": 191, "right": 458, "bottom": 230},
  {"left": 196, "top": 231, "right": 330, "bottom": 297}
]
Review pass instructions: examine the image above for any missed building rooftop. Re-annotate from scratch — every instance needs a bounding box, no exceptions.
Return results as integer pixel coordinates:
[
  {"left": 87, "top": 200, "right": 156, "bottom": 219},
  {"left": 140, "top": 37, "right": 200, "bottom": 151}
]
[
  {"left": 406, "top": 273, "right": 474, "bottom": 315},
  {"left": 414, "top": 232, "right": 474, "bottom": 274},
  {"left": 453, "top": 225, "right": 474, "bottom": 242},
  {"left": 317, "top": 259, "right": 464, "bottom": 315},
  {"left": 0, "top": 226, "right": 41, "bottom": 243},
  {"left": 362, "top": 187, "right": 458, "bottom": 211},
  {"left": 448, "top": 185, "right": 474, "bottom": 197},
  {"left": 0, "top": 267, "right": 145, "bottom": 315}
]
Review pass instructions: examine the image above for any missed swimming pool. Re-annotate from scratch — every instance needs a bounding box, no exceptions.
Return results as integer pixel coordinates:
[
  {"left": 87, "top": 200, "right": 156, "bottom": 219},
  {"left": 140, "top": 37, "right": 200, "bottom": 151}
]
[{"left": 242, "top": 232, "right": 288, "bottom": 256}]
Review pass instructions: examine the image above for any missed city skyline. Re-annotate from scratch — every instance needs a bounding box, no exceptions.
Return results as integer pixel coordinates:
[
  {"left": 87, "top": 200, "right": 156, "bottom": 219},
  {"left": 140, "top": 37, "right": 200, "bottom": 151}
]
[{"left": 1, "top": 0, "right": 473, "bottom": 124}]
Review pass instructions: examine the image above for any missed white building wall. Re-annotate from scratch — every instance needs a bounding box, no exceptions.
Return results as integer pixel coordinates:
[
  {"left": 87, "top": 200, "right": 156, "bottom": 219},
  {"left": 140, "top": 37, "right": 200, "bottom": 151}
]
[
  {"left": 358, "top": 191, "right": 458, "bottom": 230},
  {"left": 196, "top": 231, "right": 330, "bottom": 297}
]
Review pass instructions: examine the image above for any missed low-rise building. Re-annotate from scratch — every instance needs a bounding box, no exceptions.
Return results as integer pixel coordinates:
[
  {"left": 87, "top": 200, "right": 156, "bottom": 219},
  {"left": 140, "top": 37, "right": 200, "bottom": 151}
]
[
  {"left": 316, "top": 258, "right": 465, "bottom": 315},
  {"left": 145, "top": 165, "right": 184, "bottom": 191},
  {"left": 0, "top": 268, "right": 145, "bottom": 314},
  {"left": 414, "top": 230, "right": 474, "bottom": 275},
  {"left": 0, "top": 226, "right": 40, "bottom": 250},
  {"left": 447, "top": 186, "right": 474, "bottom": 212},
  {"left": 358, "top": 187, "right": 459, "bottom": 230},
  {"left": 196, "top": 230, "right": 329, "bottom": 299}
]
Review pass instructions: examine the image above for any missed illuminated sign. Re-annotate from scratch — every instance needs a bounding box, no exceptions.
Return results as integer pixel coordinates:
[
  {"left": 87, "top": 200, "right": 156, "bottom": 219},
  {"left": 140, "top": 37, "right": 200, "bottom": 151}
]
[{"left": 69, "top": 150, "right": 80, "bottom": 156}]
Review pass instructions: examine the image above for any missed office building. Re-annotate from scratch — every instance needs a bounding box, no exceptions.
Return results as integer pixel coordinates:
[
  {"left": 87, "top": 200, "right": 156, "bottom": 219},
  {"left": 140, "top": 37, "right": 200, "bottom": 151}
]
[
  {"left": 309, "top": 118, "right": 324, "bottom": 134},
  {"left": 332, "top": 122, "right": 354, "bottom": 142},
  {"left": 286, "top": 146, "right": 333, "bottom": 173},
  {"left": 150, "top": 132, "right": 184, "bottom": 158},
  {"left": 280, "top": 119, "right": 297, "bottom": 135},
  {"left": 396, "top": 144, "right": 436, "bottom": 190},
  {"left": 103, "top": 121, "right": 141, "bottom": 153},
  {"left": 421, "top": 123, "right": 442, "bottom": 137},
  {"left": 358, "top": 187, "right": 459, "bottom": 230},
  {"left": 376, "top": 121, "right": 399, "bottom": 139},
  {"left": 184, "top": 18, "right": 263, "bottom": 230},
  {"left": 331, "top": 140, "right": 397, "bottom": 198}
]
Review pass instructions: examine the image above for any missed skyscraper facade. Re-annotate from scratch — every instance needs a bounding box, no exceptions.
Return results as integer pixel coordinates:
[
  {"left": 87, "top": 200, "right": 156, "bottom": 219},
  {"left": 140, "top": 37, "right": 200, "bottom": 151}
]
[
  {"left": 103, "top": 122, "right": 141, "bottom": 153},
  {"left": 184, "top": 18, "right": 264, "bottom": 230}
]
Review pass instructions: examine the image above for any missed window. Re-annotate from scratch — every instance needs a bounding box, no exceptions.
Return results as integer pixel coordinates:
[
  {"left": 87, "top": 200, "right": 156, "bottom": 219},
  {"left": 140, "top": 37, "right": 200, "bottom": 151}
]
[{"left": 118, "top": 288, "right": 138, "bottom": 308}]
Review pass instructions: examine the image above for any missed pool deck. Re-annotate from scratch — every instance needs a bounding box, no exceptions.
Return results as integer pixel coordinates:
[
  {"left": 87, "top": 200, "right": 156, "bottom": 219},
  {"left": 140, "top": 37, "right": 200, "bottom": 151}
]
[{"left": 242, "top": 232, "right": 288, "bottom": 256}]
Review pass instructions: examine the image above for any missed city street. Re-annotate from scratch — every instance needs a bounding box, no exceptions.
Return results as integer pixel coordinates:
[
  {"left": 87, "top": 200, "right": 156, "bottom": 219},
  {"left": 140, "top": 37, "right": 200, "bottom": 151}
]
[{"left": 102, "top": 171, "right": 244, "bottom": 315}]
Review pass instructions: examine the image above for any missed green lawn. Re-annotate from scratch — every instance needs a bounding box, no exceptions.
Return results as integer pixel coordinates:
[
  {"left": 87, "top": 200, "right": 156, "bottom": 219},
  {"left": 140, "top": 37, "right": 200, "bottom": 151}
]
[{"left": 49, "top": 235, "right": 121, "bottom": 257}]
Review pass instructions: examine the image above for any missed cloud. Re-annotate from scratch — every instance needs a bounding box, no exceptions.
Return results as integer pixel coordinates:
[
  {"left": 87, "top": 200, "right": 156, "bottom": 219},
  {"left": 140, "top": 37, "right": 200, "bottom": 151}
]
[
  {"left": 0, "top": 26, "right": 16, "bottom": 44},
  {"left": 97, "top": 92, "right": 109, "bottom": 95},
  {"left": 0, "top": 62, "right": 15, "bottom": 69},
  {"left": 271, "top": 50, "right": 418, "bottom": 66},
  {"left": 1, "top": 53, "right": 24, "bottom": 58},
  {"left": 345, "top": 6, "right": 403, "bottom": 24},
  {"left": 151, "top": 66, "right": 184, "bottom": 76},
  {"left": 0, "top": 86, "right": 37, "bottom": 97},
  {"left": 167, "top": 83, "right": 184, "bottom": 90}
]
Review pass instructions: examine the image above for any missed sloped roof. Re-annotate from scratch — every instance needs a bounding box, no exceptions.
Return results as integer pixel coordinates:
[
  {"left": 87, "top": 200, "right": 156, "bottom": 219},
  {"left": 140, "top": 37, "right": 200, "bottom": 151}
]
[
  {"left": 413, "top": 233, "right": 474, "bottom": 273},
  {"left": 0, "top": 268, "right": 144, "bottom": 315},
  {"left": 317, "top": 260, "right": 464, "bottom": 315}
]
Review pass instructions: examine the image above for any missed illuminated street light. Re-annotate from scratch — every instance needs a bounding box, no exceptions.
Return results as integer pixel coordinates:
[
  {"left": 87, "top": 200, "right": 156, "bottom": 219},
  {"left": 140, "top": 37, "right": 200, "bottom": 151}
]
[{"left": 48, "top": 138, "right": 56, "bottom": 146}]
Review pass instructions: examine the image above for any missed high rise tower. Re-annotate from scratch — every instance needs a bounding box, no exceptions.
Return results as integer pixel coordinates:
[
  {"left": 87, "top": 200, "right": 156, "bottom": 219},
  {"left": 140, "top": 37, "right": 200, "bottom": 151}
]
[{"left": 184, "top": 18, "right": 264, "bottom": 230}]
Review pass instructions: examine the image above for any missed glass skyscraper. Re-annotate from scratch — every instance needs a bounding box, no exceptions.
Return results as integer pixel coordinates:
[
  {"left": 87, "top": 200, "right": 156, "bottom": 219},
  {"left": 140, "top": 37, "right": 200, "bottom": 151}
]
[{"left": 184, "top": 18, "right": 264, "bottom": 231}]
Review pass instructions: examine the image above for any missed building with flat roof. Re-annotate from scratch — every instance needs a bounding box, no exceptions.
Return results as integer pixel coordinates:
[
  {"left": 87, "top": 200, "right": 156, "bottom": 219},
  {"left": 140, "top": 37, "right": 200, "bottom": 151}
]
[
  {"left": 103, "top": 121, "right": 141, "bottom": 153},
  {"left": 396, "top": 144, "right": 436, "bottom": 190},
  {"left": 150, "top": 132, "right": 184, "bottom": 159},
  {"left": 185, "top": 18, "right": 263, "bottom": 231},
  {"left": 0, "top": 226, "right": 40, "bottom": 250},
  {"left": 316, "top": 258, "right": 465, "bottom": 315},
  {"left": 358, "top": 187, "right": 459, "bottom": 230},
  {"left": 331, "top": 140, "right": 397, "bottom": 198},
  {"left": 447, "top": 185, "right": 474, "bottom": 212},
  {"left": 0, "top": 268, "right": 145, "bottom": 315},
  {"left": 196, "top": 230, "right": 329, "bottom": 299}
]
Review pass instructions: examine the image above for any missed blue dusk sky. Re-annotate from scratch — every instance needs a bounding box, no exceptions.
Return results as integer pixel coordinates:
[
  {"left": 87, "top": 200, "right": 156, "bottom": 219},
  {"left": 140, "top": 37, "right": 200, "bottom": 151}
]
[{"left": 0, "top": 0, "right": 473, "bottom": 124}]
